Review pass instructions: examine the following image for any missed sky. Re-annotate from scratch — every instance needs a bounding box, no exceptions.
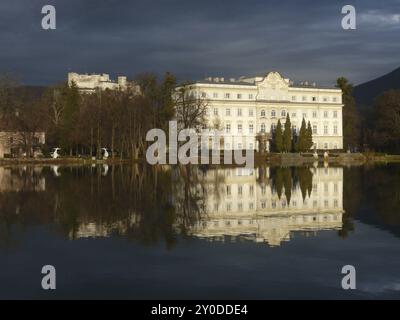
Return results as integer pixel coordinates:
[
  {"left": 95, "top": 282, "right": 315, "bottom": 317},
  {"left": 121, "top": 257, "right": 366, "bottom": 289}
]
[{"left": 0, "top": 0, "right": 399, "bottom": 86}]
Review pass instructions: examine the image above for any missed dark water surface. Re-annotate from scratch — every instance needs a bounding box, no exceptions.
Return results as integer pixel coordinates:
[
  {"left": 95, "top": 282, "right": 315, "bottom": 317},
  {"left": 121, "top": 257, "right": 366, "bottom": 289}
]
[{"left": 0, "top": 163, "right": 399, "bottom": 299}]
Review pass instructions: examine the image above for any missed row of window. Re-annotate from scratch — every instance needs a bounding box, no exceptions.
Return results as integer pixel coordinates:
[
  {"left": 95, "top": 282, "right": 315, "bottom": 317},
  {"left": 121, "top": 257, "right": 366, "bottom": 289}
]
[
  {"left": 222, "top": 123, "right": 339, "bottom": 135},
  {"left": 200, "top": 91, "right": 340, "bottom": 103},
  {"left": 211, "top": 108, "right": 339, "bottom": 119},
  {"left": 225, "top": 183, "right": 339, "bottom": 196},
  {"left": 212, "top": 199, "right": 340, "bottom": 213}
]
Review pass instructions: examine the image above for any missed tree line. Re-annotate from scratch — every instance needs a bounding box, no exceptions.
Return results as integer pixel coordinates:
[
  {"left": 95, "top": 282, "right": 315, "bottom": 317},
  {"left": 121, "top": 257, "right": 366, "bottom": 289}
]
[
  {"left": 1, "top": 73, "right": 400, "bottom": 157},
  {"left": 0, "top": 73, "right": 209, "bottom": 159},
  {"left": 336, "top": 77, "right": 400, "bottom": 154}
]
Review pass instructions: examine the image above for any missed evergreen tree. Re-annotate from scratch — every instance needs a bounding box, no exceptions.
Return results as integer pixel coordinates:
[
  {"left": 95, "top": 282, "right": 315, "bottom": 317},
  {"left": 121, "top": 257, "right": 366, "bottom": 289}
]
[
  {"left": 336, "top": 77, "right": 360, "bottom": 151},
  {"left": 282, "top": 113, "right": 292, "bottom": 152},
  {"left": 296, "top": 118, "right": 307, "bottom": 152},
  {"left": 274, "top": 120, "right": 283, "bottom": 152},
  {"left": 306, "top": 121, "right": 314, "bottom": 150}
]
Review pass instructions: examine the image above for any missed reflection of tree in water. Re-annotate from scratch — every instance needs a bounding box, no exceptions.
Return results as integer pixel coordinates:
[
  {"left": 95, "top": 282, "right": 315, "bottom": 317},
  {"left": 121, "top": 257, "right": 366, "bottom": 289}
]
[
  {"left": 171, "top": 165, "right": 208, "bottom": 238},
  {"left": 270, "top": 166, "right": 313, "bottom": 204},
  {"left": 0, "top": 164, "right": 211, "bottom": 250},
  {"left": 3, "top": 163, "right": 399, "bottom": 247},
  {"left": 365, "top": 164, "right": 400, "bottom": 225}
]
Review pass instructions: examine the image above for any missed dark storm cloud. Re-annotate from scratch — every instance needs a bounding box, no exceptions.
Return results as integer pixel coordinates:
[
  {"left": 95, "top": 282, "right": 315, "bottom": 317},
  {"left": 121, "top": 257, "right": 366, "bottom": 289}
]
[{"left": 0, "top": 0, "right": 399, "bottom": 85}]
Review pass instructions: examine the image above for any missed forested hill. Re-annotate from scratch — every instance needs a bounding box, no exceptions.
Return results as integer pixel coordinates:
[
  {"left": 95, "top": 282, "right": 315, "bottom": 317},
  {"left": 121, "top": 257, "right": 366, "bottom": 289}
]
[{"left": 354, "top": 67, "right": 400, "bottom": 111}]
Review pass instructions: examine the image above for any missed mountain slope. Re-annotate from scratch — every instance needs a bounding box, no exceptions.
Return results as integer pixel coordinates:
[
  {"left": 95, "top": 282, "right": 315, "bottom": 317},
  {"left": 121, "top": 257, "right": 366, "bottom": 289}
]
[{"left": 354, "top": 67, "right": 400, "bottom": 110}]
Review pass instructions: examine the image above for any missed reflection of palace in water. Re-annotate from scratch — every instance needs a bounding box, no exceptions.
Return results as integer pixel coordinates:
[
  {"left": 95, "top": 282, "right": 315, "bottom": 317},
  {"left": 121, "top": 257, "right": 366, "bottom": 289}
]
[
  {"left": 0, "top": 164, "right": 343, "bottom": 246},
  {"left": 187, "top": 166, "right": 343, "bottom": 246}
]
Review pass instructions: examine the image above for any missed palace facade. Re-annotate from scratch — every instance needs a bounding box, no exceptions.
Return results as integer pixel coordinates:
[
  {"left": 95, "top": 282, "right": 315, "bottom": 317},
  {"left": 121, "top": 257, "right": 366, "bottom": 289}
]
[{"left": 187, "top": 71, "right": 343, "bottom": 152}]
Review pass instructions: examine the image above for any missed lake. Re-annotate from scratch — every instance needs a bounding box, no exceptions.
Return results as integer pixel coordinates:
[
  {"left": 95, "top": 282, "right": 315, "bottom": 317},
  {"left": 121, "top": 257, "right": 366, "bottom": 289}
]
[{"left": 0, "top": 163, "right": 399, "bottom": 299}]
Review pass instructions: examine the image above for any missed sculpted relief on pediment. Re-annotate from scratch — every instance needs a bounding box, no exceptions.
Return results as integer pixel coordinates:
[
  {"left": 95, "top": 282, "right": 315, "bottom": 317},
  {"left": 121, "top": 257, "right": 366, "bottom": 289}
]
[{"left": 256, "top": 71, "right": 290, "bottom": 101}]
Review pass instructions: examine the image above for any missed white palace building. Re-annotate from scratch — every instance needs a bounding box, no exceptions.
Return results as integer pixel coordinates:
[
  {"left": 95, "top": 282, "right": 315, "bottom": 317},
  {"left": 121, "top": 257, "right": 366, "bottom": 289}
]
[{"left": 187, "top": 71, "right": 343, "bottom": 152}]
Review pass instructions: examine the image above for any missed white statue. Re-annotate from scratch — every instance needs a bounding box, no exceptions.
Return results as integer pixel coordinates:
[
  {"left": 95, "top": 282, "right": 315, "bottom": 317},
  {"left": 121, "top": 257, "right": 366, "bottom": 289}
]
[
  {"left": 313, "top": 151, "right": 318, "bottom": 159},
  {"left": 102, "top": 148, "right": 109, "bottom": 160},
  {"left": 324, "top": 151, "right": 329, "bottom": 159},
  {"left": 50, "top": 148, "right": 61, "bottom": 159}
]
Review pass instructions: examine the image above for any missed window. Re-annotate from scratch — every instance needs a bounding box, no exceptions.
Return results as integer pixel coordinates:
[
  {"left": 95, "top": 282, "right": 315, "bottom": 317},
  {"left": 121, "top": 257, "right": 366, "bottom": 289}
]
[
  {"left": 226, "top": 108, "right": 231, "bottom": 116},
  {"left": 333, "top": 111, "right": 338, "bottom": 118},
  {"left": 333, "top": 125, "right": 338, "bottom": 134},
  {"left": 238, "top": 203, "right": 243, "bottom": 211},
  {"left": 312, "top": 111, "right": 317, "bottom": 118},
  {"left": 261, "top": 123, "right": 266, "bottom": 133},
  {"left": 201, "top": 92, "right": 206, "bottom": 98},
  {"left": 237, "top": 124, "right": 243, "bottom": 133},
  {"left": 323, "top": 111, "right": 328, "bottom": 118},
  {"left": 249, "top": 185, "right": 254, "bottom": 195},
  {"left": 313, "top": 125, "right": 317, "bottom": 134},
  {"left": 261, "top": 109, "right": 266, "bottom": 117},
  {"left": 226, "top": 185, "right": 231, "bottom": 196},
  {"left": 323, "top": 97, "right": 328, "bottom": 102},
  {"left": 249, "top": 94, "right": 254, "bottom": 99},
  {"left": 213, "top": 108, "right": 218, "bottom": 116},
  {"left": 261, "top": 201, "right": 266, "bottom": 209},
  {"left": 271, "top": 123, "right": 276, "bottom": 131},
  {"left": 302, "top": 112, "right": 307, "bottom": 118},
  {"left": 213, "top": 92, "right": 218, "bottom": 98},
  {"left": 333, "top": 97, "right": 337, "bottom": 102},
  {"left": 249, "top": 123, "right": 254, "bottom": 133},
  {"left": 281, "top": 110, "right": 286, "bottom": 117},
  {"left": 292, "top": 96, "right": 297, "bottom": 101},
  {"left": 249, "top": 109, "right": 254, "bottom": 116},
  {"left": 226, "top": 123, "right": 231, "bottom": 133},
  {"left": 271, "top": 110, "right": 276, "bottom": 117},
  {"left": 302, "top": 96, "right": 307, "bottom": 101},
  {"left": 237, "top": 93, "right": 242, "bottom": 99},
  {"left": 249, "top": 202, "right": 254, "bottom": 210},
  {"left": 225, "top": 93, "right": 230, "bottom": 99},
  {"left": 324, "top": 142, "right": 328, "bottom": 149},
  {"left": 237, "top": 108, "right": 242, "bottom": 116},
  {"left": 312, "top": 96, "right": 317, "bottom": 101},
  {"left": 292, "top": 125, "right": 297, "bottom": 134},
  {"left": 324, "top": 125, "right": 328, "bottom": 135},
  {"left": 238, "top": 185, "right": 243, "bottom": 196},
  {"left": 292, "top": 112, "right": 296, "bottom": 118}
]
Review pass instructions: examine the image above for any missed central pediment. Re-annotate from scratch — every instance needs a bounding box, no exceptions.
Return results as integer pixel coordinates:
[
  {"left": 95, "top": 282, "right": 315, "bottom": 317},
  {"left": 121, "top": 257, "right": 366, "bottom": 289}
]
[{"left": 256, "top": 71, "right": 290, "bottom": 100}]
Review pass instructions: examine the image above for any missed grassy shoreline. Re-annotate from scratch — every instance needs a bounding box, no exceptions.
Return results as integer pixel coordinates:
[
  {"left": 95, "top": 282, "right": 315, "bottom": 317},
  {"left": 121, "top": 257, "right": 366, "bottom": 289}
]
[{"left": 1, "top": 152, "right": 400, "bottom": 166}]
